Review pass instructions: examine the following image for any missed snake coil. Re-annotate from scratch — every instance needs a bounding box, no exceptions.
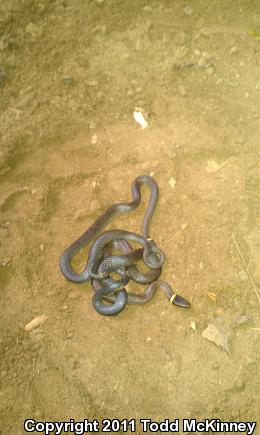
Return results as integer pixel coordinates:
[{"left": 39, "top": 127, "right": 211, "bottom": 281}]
[{"left": 60, "top": 175, "right": 190, "bottom": 316}]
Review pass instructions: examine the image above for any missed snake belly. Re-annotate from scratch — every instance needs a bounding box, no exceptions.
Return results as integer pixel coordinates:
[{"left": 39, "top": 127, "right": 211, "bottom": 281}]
[{"left": 60, "top": 175, "right": 191, "bottom": 316}]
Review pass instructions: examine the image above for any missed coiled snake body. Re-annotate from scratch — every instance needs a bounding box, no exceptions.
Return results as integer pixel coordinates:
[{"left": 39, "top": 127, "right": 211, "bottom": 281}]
[{"left": 60, "top": 175, "right": 190, "bottom": 316}]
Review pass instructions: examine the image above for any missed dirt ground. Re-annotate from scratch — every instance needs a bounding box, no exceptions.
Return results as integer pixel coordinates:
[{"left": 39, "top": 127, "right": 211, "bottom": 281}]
[{"left": 0, "top": 0, "right": 260, "bottom": 433}]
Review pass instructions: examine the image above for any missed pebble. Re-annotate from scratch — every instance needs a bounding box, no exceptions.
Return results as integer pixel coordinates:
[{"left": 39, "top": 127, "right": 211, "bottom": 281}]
[
  {"left": 90, "top": 134, "right": 97, "bottom": 145},
  {"left": 39, "top": 243, "right": 44, "bottom": 251},
  {"left": 146, "top": 337, "right": 152, "bottom": 342},
  {"left": 25, "top": 314, "right": 48, "bottom": 332},
  {"left": 190, "top": 321, "right": 197, "bottom": 331},
  {"left": 169, "top": 177, "right": 176, "bottom": 188}
]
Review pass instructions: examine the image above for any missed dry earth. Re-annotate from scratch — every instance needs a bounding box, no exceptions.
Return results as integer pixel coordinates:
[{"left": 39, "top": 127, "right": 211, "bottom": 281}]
[{"left": 0, "top": 0, "right": 260, "bottom": 434}]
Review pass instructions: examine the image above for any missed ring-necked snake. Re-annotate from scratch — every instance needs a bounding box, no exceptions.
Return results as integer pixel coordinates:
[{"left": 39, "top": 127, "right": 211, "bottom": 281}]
[{"left": 60, "top": 175, "right": 191, "bottom": 316}]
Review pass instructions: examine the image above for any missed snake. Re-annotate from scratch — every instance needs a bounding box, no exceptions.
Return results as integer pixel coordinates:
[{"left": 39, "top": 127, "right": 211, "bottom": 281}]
[{"left": 60, "top": 175, "right": 191, "bottom": 316}]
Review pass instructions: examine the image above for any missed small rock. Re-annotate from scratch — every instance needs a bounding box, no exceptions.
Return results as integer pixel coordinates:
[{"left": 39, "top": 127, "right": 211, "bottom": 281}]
[
  {"left": 190, "top": 321, "right": 197, "bottom": 331},
  {"left": 39, "top": 243, "right": 44, "bottom": 251},
  {"left": 25, "top": 315, "right": 48, "bottom": 332},
  {"left": 146, "top": 337, "right": 152, "bottom": 342},
  {"left": 90, "top": 134, "right": 97, "bottom": 144},
  {"left": 169, "top": 177, "right": 176, "bottom": 188},
  {"left": 133, "top": 110, "right": 148, "bottom": 129}
]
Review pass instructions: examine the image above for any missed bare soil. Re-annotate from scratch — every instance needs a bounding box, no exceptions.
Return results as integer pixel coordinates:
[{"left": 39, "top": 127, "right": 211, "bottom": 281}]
[{"left": 0, "top": 0, "right": 260, "bottom": 433}]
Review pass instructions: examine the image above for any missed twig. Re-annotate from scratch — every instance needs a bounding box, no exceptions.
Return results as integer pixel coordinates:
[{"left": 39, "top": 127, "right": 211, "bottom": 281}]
[{"left": 232, "top": 233, "right": 260, "bottom": 305}]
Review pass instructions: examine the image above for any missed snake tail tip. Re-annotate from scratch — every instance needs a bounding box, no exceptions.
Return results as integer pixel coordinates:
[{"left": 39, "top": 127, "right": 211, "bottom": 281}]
[{"left": 170, "top": 293, "right": 191, "bottom": 309}]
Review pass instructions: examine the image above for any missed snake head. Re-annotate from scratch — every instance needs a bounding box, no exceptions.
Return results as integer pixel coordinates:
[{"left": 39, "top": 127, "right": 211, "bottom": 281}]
[
  {"left": 143, "top": 240, "right": 165, "bottom": 269},
  {"left": 170, "top": 293, "right": 191, "bottom": 308}
]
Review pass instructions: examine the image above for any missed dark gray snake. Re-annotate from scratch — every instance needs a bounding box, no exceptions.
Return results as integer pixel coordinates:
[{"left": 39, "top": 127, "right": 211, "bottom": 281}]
[{"left": 60, "top": 175, "right": 190, "bottom": 316}]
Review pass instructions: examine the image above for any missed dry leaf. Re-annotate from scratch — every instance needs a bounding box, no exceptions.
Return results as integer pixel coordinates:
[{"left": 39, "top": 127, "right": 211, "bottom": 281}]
[{"left": 202, "top": 323, "right": 230, "bottom": 355}]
